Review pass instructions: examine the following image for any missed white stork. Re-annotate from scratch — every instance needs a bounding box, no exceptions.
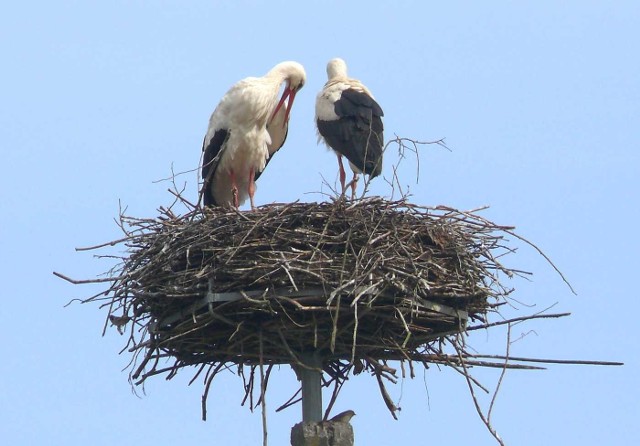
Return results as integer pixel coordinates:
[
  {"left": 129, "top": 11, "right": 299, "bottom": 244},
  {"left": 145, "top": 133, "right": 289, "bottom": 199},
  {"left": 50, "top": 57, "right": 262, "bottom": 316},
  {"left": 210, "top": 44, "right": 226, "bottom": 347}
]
[
  {"left": 315, "top": 58, "right": 384, "bottom": 198},
  {"left": 202, "top": 61, "right": 306, "bottom": 209}
]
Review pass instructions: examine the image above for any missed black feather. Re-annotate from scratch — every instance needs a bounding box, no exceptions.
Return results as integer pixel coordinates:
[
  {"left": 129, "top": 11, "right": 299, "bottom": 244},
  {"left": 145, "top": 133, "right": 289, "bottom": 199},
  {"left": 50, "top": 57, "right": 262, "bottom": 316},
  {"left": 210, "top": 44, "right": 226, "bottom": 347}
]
[
  {"left": 318, "top": 88, "right": 384, "bottom": 176},
  {"left": 201, "top": 129, "right": 229, "bottom": 206}
]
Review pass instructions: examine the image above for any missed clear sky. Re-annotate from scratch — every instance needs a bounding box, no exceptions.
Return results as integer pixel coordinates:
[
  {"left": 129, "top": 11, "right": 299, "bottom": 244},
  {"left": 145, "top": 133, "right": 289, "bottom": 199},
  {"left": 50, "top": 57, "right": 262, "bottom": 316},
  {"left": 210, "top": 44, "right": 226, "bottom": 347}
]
[{"left": 2, "top": 1, "right": 638, "bottom": 444}]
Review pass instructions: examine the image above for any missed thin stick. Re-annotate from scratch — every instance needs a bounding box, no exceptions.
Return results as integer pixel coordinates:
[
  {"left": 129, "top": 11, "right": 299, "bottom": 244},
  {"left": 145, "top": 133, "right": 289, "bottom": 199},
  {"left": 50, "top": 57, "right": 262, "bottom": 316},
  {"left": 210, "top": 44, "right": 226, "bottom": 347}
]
[
  {"left": 74, "top": 237, "right": 131, "bottom": 251},
  {"left": 456, "top": 341, "right": 505, "bottom": 446},
  {"left": 467, "top": 312, "right": 571, "bottom": 331},
  {"left": 488, "top": 324, "right": 511, "bottom": 423},
  {"left": 53, "top": 271, "right": 117, "bottom": 284},
  {"left": 374, "top": 371, "right": 399, "bottom": 420},
  {"left": 259, "top": 330, "right": 268, "bottom": 446},
  {"left": 468, "top": 355, "right": 624, "bottom": 367}
]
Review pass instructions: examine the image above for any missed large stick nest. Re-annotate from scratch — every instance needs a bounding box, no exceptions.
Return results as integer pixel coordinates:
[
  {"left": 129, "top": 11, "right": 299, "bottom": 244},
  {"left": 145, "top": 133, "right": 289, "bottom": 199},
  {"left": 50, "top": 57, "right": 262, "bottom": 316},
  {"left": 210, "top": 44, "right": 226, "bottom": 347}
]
[
  {"left": 89, "top": 198, "right": 518, "bottom": 371},
  {"left": 64, "top": 196, "right": 553, "bottom": 419}
]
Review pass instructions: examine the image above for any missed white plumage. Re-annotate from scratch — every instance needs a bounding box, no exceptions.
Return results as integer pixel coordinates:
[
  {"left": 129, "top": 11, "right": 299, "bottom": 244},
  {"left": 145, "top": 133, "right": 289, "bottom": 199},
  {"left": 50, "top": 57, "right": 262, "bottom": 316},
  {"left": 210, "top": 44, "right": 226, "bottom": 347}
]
[
  {"left": 315, "top": 58, "right": 384, "bottom": 197},
  {"left": 202, "top": 61, "right": 306, "bottom": 209}
]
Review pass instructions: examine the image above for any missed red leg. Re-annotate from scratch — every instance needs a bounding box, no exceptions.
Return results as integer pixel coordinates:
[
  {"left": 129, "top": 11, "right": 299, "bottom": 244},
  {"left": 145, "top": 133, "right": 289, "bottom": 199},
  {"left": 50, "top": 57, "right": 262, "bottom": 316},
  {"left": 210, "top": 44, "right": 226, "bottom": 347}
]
[
  {"left": 248, "top": 168, "right": 256, "bottom": 210},
  {"left": 350, "top": 172, "right": 359, "bottom": 200},
  {"left": 337, "top": 154, "right": 346, "bottom": 195},
  {"left": 230, "top": 169, "right": 239, "bottom": 208}
]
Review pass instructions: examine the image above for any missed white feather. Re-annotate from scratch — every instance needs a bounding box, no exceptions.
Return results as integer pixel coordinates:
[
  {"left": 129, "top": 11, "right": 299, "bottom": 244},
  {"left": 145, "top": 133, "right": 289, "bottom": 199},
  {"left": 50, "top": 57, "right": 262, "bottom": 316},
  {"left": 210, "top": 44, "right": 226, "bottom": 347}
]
[{"left": 203, "top": 61, "right": 306, "bottom": 207}]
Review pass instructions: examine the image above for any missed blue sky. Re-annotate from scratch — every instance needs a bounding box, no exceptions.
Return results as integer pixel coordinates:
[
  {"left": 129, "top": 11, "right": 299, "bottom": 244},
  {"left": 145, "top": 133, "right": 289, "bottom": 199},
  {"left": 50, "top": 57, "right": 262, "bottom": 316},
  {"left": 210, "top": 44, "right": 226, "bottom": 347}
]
[{"left": 1, "top": 1, "right": 638, "bottom": 444}]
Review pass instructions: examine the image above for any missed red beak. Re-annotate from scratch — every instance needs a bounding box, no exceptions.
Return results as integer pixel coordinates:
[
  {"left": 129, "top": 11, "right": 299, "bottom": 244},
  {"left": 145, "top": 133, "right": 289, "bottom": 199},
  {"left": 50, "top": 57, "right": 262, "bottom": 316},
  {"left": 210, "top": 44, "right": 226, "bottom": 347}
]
[{"left": 271, "top": 87, "right": 298, "bottom": 128}]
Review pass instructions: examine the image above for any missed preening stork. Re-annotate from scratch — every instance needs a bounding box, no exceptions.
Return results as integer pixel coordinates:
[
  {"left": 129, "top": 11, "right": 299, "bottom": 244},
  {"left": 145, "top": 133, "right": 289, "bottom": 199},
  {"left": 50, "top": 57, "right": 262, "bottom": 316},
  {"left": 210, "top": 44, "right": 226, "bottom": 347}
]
[
  {"left": 315, "top": 58, "right": 384, "bottom": 198},
  {"left": 201, "top": 61, "right": 306, "bottom": 209}
]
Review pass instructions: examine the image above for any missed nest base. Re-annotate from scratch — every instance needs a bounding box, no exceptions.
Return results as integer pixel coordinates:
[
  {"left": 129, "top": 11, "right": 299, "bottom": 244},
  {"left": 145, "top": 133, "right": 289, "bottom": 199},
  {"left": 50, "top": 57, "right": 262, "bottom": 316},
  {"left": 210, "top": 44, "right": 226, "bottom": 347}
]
[{"left": 152, "top": 285, "right": 469, "bottom": 365}]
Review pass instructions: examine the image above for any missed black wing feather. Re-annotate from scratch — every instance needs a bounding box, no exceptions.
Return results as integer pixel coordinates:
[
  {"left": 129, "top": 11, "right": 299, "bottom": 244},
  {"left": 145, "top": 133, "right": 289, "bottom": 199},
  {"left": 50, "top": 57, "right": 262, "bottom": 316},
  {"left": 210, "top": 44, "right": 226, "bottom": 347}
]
[
  {"left": 201, "top": 129, "right": 229, "bottom": 206},
  {"left": 335, "top": 88, "right": 384, "bottom": 119},
  {"left": 318, "top": 88, "right": 384, "bottom": 176}
]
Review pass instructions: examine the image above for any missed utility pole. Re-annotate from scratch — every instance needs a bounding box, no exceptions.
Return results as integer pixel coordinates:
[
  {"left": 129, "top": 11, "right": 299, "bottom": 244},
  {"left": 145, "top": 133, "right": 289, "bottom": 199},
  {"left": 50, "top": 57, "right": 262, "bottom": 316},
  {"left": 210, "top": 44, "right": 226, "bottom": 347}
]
[{"left": 291, "top": 351, "right": 354, "bottom": 446}]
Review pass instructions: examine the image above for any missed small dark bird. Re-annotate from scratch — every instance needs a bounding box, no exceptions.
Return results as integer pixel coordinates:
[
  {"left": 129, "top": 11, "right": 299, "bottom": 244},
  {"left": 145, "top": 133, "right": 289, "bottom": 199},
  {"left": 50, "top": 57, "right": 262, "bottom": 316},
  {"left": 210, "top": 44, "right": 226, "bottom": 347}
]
[
  {"left": 109, "top": 314, "right": 130, "bottom": 334},
  {"left": 328, "top": 409, "right": 356, "bottom": 423}
]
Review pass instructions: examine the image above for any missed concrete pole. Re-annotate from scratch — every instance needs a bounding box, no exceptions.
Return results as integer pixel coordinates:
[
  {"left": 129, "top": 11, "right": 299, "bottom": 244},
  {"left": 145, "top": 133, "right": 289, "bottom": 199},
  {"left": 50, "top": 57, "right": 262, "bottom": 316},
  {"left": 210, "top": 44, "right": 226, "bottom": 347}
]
[
  {"left": 291, "top": 421, "right": 354, "bottom": 446},
  {"left": 299, "top": 351, "right": 323, "bottom": 422},
  {"left": 291, "top": 352, "right": 355, "bottom": 446}
]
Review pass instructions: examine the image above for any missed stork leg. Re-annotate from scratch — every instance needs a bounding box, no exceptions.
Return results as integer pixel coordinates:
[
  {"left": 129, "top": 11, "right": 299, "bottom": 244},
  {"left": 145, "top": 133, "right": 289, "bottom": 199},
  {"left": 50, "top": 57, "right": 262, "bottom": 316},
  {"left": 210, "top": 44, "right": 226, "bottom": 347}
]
[
  {"left": 337, "top": 155, "right": 346, "bottom": 196},
  {"left": 248, "top": 168, "right": 257, "bottom": 210},
  {"left": 230, "top": 169, "right": 239, "bottom": 208},
  {"left": 350, "top": 173, "right": 359, "bottom": 200}
]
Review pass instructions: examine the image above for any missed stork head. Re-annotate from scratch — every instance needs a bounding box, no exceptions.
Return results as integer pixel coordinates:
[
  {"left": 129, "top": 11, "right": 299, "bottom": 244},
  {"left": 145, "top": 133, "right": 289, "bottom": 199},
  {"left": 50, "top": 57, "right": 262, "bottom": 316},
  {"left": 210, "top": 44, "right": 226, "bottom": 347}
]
[
  {"left": 270, "top": 61, "right": 307, "bottom": 127},
  {"left": 327, "top": 58, "right": 348, "bottom": 80}
]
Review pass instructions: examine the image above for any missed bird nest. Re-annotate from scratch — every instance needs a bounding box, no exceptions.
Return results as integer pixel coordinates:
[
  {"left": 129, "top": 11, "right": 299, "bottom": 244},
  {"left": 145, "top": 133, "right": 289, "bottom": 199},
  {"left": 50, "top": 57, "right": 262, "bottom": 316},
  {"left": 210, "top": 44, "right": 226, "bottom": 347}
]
[{"left": 59, "top": 196, "right": 542, "bottom": 419}]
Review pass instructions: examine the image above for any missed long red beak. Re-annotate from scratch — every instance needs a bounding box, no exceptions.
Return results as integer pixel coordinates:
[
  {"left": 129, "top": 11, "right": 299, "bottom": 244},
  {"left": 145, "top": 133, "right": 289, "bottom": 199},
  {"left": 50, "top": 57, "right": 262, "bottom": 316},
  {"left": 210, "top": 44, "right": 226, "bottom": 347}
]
[{"left": 271, "top": 87, "right": 298, "bottom": 128}]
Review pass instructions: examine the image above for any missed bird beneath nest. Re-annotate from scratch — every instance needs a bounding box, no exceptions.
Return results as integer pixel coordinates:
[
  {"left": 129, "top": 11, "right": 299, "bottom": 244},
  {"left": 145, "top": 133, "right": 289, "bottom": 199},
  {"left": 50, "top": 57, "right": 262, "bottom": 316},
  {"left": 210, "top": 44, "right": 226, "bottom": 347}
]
[
  {"left": 326, "top": 409, "right": 356, "bottom": 423},
  {"left": 315, "top": 58, "right": 384, "bottom": 199},
  {"left": 108, "top": 314, "right": 130, "bottom": 335},
  {"left": 201, "top": 61, "right": 307, "bottom": 209}
]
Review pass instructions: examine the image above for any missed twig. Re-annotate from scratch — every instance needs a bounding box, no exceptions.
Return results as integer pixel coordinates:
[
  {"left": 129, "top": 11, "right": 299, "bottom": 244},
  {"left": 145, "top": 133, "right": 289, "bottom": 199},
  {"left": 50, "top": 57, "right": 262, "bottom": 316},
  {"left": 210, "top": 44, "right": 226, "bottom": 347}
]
[
  {"left": 53, "top": 271, "right": 117, "bottom": 284},
  {"left": 374, "top": 371, "right": 399, "bottom": 420},
  {"left": 467, "top": 312, "right": 571, "bottom": 331},
  {"left": 259, "top": 330, "right": 268, "bottom": 446},
  {"left": 455, "top": 340, "right": 505, "bottom": 446},
  {"left": 488, "top": 324, "right": 511, "bottom": 423}
]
